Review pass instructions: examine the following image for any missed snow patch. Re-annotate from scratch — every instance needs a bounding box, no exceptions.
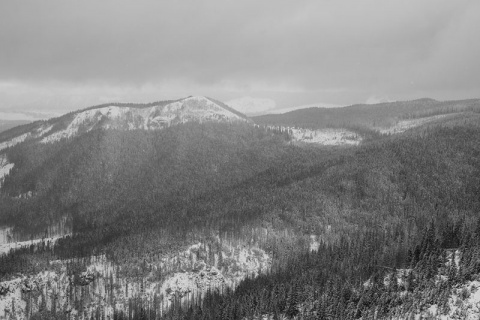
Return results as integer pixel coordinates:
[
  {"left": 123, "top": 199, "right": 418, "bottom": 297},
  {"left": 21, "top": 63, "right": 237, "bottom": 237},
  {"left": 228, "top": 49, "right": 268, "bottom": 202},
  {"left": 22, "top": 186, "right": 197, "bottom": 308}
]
[
  {"left": 290, "top": 128, "right": 361, "bottom": 146},
  {"left": 35, "top": 124, "right": 53, "bottom": 137},
  {"left": 0, "top": 155, "right": 14, "bottom": 188},
  {"left": 156, "top": 242, "right": 271, "bottom": 309},
  {"left": 383, "top": 268, "right": 412, "bottom": 288},
  {"left": 309, "top": 235, "right": 320, "bottom": 252},
  {"left": 416, "top": 280, "right": 480, "bottom": 319},
  {"left": 0, "top": 133, "right": 30, "bottom": 151},
  {"left": 0, "top": 226, "right": 13, "bottom": 244},
  {"left": 0, "top": 235, "right": 68, "bottom": 256},
  {"left": 446, "top": 249, "right": 461, "bottom": 270},
  {"left": 0, "top": 163, "right": 13, "bottom": 182},
  {"left": 159, "top": 265, "right": 226, "bottom": 307},
  {"left": 378, "top": 114, "right": 449, "bottom": 134},
  {"left": 0, "top": 240, "right": 271, "bottom": 318},
  {"left": 41, "top": 106, "right": 128, "bottom": 143}
]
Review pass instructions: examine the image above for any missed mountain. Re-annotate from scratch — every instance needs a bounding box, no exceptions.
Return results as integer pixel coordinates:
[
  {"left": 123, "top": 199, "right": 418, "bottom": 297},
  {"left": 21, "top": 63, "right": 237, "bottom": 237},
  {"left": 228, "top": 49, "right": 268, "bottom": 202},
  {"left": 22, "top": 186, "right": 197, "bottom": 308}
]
[
  {"left": 0, "top": 96, "right": 249, "bottom": 149},
  {"left": 253, "top": 98, "right": 480, "bottom": 132},
  {"left": 0, "top": 109, "right": 60, "bottom": 134},
  {"left": 0, "top": 96, "right": 263, "bottom": 231},
  {"left": 0, "top": 95, "right": 295, "bottom": 319},
  {"left": 1, "top": 96, "right": 480, "bottom": 319},
  {"left": 0, "top": 120, "right": 32, "bottom": 134}
]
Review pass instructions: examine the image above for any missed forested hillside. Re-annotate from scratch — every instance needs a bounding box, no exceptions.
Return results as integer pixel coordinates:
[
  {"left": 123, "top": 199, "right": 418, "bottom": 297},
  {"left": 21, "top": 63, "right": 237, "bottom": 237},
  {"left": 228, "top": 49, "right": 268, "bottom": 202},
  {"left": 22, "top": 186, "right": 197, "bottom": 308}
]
[
  {"left": 1, "top": 98, "right": 480, "bottom": 319},
  {"left": 0, "top": 122, "right": 290, "bottom": 233},
  {"left": 253, "top": 98, "right": 480, "bottom": 131},
  {"left": 0, "top": 120, "right": 32, "bottom": 134}
]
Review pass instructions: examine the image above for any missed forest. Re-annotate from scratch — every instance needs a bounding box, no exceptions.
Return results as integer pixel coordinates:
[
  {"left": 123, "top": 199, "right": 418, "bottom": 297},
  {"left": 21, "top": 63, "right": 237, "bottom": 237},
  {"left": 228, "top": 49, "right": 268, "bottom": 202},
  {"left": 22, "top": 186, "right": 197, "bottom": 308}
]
[
  {"left": 0, "top": 106, "right": 480, "bottom": 319},
  {"left": 253, "top": 98, "right": 480, "bottom": 130}
]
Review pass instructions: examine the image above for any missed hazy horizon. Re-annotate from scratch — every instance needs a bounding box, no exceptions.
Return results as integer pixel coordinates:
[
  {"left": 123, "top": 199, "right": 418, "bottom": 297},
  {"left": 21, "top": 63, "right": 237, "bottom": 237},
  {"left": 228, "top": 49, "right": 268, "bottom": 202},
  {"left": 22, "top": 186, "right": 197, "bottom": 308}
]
[{"left": 1, "top": 1, "right": 479, "bottom": 116}]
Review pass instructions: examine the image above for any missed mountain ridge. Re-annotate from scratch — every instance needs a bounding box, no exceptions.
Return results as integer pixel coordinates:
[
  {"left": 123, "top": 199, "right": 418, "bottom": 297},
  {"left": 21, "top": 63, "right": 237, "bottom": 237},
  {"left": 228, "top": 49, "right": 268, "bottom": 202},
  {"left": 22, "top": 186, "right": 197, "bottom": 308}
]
[
  {"left": 1, "top": 96, "right": 480, "bottom": 319},
  {"left": 253, "top": 97, "right": 480, "bottom": 130},
  {"left": 0, "top": 96, "right": 250, "bottom": 149}
]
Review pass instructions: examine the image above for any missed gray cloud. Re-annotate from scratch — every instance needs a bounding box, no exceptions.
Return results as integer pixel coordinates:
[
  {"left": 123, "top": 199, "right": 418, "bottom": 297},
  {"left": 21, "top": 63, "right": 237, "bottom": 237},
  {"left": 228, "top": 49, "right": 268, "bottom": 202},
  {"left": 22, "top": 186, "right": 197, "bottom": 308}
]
[{"left": 0, "top": 0, "right": 479, "bottom": 113}]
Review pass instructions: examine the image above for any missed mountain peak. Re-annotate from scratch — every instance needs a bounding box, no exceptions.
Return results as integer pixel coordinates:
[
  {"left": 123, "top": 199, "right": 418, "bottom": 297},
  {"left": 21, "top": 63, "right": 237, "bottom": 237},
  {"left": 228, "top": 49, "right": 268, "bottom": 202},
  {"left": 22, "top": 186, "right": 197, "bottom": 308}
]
[{"left": 0, "top": 97, "right": 250, "bottom": 147}]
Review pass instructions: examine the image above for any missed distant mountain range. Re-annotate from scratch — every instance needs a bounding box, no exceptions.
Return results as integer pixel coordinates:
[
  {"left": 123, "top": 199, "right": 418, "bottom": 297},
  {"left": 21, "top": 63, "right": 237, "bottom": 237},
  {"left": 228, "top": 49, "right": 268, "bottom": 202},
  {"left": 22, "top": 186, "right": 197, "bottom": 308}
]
[
  {"left": 0, "top": 120, "right": 31, "bottom": 134},
  {"left": 253, "top": 98, "right": 480, "bottom": 130},
  {"left": 2, "top": 96, "right": 479, "bottom": 148}
]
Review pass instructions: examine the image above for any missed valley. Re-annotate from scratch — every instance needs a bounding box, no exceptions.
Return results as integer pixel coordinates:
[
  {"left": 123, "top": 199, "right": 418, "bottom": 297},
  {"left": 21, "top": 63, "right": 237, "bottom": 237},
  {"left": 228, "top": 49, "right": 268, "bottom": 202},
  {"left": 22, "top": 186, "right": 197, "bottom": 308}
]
[{"left": 0, "top": 96, "right": 480, "bottom": 319}]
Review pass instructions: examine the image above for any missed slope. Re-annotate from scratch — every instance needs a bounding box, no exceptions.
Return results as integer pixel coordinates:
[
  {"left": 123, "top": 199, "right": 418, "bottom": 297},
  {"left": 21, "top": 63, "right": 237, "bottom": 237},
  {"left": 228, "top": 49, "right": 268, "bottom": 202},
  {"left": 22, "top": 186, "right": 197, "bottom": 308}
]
[
  {"left": 155, "top": 123, "right": 480, "bottom": 320},
  {"left": 1, "top": 97, "right": 479, "bottom": 319},
  {"left": 0, "top": 120, "right": 31, "bottom": 134},
  {"left": 0, "top": 96, "right": 249, "bottom": 151},
  {"left": 0, "top": 122, "right": 292, "bottom": 234},
  {"left": 253, "top": 98, "right": 480, "bottom": 133}
]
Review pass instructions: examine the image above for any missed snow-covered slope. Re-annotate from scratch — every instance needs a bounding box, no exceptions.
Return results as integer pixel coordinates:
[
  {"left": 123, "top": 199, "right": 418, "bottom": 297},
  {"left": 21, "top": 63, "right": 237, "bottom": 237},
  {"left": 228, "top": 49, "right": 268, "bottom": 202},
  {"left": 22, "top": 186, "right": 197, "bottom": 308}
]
[
  {"left": 0, "top": 155, "right": 14, "bottom": 188},
  {"left": 263, "top": 126, "right": 362, "bottom": 146},
  {"left": 290, "top": 127, "right": 361, "bottom": 145},
  {"left": 0, "top": 96, "right": 249, "bottom": 149},
  {"left": 377, "top": 114, "right": 450, "bottom": 134},
  {"left": 0, "top": 133, "right": 30, "bottom": 152},
  {"left": 0, "top": 240, "right": 270, "bottom": 319},
  {"left": 0, "top": 235, "right": 67, "bottom": 256},
  {"left": 41, "top": 96, "right": 248, "bottom": 143}
]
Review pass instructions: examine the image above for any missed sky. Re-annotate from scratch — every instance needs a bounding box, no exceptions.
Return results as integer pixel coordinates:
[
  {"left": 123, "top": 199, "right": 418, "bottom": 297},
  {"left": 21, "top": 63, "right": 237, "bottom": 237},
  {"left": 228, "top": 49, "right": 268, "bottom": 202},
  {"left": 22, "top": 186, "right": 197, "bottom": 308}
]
[{"left": 0, "top": 0, "right": 479, "bottom": 116}]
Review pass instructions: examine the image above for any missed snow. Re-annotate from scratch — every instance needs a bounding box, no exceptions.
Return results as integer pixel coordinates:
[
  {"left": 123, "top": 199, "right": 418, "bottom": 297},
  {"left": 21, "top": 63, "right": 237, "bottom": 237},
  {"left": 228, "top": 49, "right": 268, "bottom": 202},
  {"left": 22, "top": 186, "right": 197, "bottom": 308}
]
[
  {"left": 0, "top": 155, "right": 14, "bottom": 188},
  {"left": 0, "top": 235, "right": 68, "bottom": 255},
  {"left": 0, "top": 125, "right": 53, "bottom": 151},
  {"left": 443, "top": 280, "right": 480, "bottom": 319},
  {"left": 41, "top": 106, "right": 129, "bottom": 143},
  {"left": 155, "top": 242, "right": 271, "bottom": 309},
  {"left": 427, "top": 304, "right": 438, "bottom": 317},
  {"left": 414, "top": 281, "right": 480, "bottom": 319},
  {"left": 0, "top": 277, "right": 27, "bottom": 319},
  {"left": 158, "top": 265, "right": 226, "bottom": 308},
  {"left": 0, "top": 270, "right": 69, "bottom": 319},
  {"left": 364, "top": 268, "right": 412, "bottom": 290},
  {"left": 309, "top": 235, "right": 320, "bottom": 252},
  {"left": 162, "top": 96, "right": 244, "bottom": 123},
  {"left": 0, "top": 163, "right": 14, "bottom": 182},
  {"left": 290, "top": 128, "right": 361, "bottom": 146},
  {"left": 35, "top": 124, "right": 53, "bottom": 137},
  {"left": 0, "top": 133, "right": 30, "bottom": 151},
  {"left": 40, "top": 96, "right": 247, "bottom": 144},
  {"left": 378, "top": 114, "right": 449, "bottom": 134},
  {"left": 0, "top": 226, "right": 13, "bottom": 244},
  {"left": 446, "top": 249, "right": 461, "bottom": 270},
  {"left": 0, "top": 239, "right": 271, "bottom": 318}
]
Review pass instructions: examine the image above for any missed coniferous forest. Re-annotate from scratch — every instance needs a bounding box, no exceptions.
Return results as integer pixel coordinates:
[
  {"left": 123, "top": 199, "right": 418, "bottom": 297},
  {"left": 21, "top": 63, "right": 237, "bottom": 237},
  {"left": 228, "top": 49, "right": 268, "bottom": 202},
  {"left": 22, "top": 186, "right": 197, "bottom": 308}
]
[{"left": 1, "top": 98, "right": 480, "bottom": 319}]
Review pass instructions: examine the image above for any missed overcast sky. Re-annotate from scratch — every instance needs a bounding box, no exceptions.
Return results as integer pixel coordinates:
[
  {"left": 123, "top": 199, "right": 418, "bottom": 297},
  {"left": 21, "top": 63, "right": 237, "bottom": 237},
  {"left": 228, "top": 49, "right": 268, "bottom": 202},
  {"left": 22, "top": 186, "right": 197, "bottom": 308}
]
[{"left": 1, "top": 0, "right": 479, "bottom": 115}]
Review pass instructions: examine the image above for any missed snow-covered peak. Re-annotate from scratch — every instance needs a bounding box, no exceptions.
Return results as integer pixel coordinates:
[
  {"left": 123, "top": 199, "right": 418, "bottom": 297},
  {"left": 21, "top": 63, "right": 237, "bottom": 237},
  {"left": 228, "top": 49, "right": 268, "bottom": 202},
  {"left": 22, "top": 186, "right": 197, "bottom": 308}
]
[
  {"left": 21, "top": 96, "right": 249, "bottom": 144},
  {"left": 0, "top": 97, "right": 249, "bottom": 149},
  {"left": 162, "top": 96, "right": 244, "bottom": 121}
]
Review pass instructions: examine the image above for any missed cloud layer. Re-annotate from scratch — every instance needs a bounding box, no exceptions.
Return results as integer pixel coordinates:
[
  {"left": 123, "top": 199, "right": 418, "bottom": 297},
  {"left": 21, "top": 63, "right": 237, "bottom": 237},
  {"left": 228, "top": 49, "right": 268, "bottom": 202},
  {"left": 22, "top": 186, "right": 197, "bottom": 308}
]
[
  {"left": 226, "top": 97, "right": 276, "bottom": 115},
  {"left": 0, "top": 0, "right": 479, "bottom": 113}
]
